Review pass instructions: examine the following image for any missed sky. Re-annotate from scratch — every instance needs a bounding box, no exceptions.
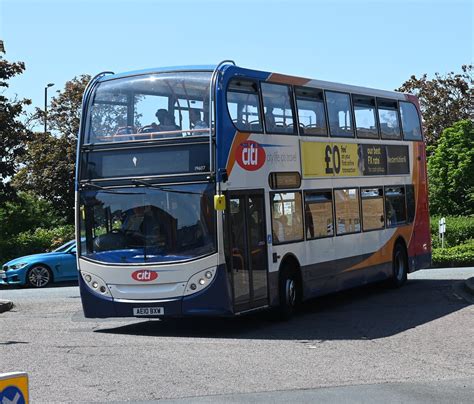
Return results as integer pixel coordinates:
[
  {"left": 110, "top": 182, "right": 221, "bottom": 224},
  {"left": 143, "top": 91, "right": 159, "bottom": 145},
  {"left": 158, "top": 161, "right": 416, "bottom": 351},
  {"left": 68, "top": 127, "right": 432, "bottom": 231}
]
[{"left": 1, "top": 0, "right": 472, "bottom": 127}]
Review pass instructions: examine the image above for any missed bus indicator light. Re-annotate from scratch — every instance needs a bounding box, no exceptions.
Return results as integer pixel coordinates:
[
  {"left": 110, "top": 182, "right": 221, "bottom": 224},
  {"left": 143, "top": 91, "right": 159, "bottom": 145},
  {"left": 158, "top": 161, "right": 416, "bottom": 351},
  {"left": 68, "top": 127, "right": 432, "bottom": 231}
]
[
  {"left": 236, "top": 141, "right": 266, "bottom": 171},
  {"left": 132, "top": 270, "right": 158, "bottom": 282}
]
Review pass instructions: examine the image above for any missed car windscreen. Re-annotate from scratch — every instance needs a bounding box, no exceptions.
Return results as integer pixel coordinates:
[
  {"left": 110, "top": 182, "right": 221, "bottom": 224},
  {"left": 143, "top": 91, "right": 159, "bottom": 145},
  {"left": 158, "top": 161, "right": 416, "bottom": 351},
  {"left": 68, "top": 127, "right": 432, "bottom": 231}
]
[{"left": 54, "top": 241, "right": 75, "bottom": 252}]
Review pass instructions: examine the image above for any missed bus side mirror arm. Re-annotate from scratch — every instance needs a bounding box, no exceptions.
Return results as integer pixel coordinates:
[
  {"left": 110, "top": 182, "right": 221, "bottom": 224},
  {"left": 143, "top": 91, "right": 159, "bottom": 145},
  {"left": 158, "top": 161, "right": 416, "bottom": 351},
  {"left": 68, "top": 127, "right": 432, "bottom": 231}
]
[{"left": 218, "top": 168, "right": 228, "bottom": 183}]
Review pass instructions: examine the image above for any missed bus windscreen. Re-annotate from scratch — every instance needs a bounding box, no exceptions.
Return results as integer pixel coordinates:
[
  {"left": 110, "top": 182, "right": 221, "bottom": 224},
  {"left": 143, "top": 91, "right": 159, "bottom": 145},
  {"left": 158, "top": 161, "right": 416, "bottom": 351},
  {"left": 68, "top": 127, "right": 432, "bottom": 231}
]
[
  {"left": 85, "top": 71, "right": 212, "bottom": 143},
  {"left": 79, "top": 183, "right": 216, "bottom": 264}
]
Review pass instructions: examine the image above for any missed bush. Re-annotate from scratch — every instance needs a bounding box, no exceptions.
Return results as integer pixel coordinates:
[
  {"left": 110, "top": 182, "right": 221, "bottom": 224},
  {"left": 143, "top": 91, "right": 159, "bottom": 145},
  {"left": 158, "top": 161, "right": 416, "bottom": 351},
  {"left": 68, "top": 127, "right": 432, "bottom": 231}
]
[
  {"left": 432, "top": 240, "right": 474, "bottom": 268},
  {"left": 0, "top": 192, "right": 66, "bottom": 239},
  {"left": 0, "top": 225, "right": 75, "bottom": 264},
  {"left": 430, "top": 215, "right": 474, "bottom": 248}
]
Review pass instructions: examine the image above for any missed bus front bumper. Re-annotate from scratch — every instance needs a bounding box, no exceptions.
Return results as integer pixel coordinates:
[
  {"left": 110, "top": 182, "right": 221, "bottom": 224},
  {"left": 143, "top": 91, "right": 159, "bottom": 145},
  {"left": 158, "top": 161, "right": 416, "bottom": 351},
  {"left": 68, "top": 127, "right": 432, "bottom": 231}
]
[{"left": 79, "top": 264, "right": 233, "bottom": 318}]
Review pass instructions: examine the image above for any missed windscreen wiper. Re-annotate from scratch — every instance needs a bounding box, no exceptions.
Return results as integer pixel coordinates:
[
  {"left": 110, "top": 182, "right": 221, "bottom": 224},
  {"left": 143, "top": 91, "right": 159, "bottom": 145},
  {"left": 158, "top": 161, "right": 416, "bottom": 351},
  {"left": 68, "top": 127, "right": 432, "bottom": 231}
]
[
  {"left": 81, "top": 182, "right": 145, "bottom": 195},
  {"left": 131, "top": 179, "right": 201, "bottom": 195}
]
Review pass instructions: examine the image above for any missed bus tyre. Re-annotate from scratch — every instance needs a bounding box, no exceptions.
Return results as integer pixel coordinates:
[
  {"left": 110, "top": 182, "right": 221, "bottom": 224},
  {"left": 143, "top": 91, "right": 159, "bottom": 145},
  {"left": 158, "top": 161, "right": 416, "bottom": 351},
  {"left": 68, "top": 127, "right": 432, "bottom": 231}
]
[
  {"left": 26, "top": 265, "right": 53, "bottom": 288},
  {"left": 278, "top": 265, "right": 299, "bottom": 320},
  {"left": 390, "top": 243, "right": 407, "bottom": 288}
]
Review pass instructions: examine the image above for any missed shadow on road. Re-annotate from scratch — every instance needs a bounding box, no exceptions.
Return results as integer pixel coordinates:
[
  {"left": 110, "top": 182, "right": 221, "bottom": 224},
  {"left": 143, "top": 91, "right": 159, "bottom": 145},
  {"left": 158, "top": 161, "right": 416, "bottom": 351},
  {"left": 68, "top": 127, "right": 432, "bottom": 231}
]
[
  {"left": 95, "top": 278, "right": 471, "bottom": 341},
  {"left": 0, "top": 280, "right": 78, "bottom": 290}
]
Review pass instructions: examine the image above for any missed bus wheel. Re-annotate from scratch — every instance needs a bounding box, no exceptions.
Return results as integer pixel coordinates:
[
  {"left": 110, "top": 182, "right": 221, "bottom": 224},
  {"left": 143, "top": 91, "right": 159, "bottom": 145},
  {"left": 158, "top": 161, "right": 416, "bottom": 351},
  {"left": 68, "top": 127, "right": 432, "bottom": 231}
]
[
  {"left": 389, "top": 243, "right": 407, "bottom": 288},
  {"left": 278, "top": 264, "right": 299, "bottom": 320}
]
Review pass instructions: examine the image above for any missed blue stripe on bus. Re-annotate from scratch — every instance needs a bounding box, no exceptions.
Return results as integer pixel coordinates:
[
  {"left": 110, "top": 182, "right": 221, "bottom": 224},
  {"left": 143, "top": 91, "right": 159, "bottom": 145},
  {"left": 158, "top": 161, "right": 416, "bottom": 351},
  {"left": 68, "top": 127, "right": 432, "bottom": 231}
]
[{"left": 216, "top": 66, "right": 271, "bottom": 175}]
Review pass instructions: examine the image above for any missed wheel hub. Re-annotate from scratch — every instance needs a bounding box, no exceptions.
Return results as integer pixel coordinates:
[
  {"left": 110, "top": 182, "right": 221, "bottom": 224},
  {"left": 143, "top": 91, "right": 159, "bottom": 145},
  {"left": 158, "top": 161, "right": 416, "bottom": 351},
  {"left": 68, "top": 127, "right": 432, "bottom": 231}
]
[
  {"left": 286, "top": 279, "right": 296, "bottom": 306},
  {"left": 29, "top": 267, "right": 50, "bottom": 287}
]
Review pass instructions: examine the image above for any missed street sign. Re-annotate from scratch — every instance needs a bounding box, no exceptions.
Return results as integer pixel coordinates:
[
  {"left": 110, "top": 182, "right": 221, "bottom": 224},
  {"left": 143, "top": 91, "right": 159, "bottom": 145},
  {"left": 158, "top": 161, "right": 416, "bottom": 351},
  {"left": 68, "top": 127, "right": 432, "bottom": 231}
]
[
  {"left": 439, "top": 217, "right": 446, "bottom": 248},
  {"left": 0, "top": 372, "right": 28, "bottom": 404},
  {"left": 438, "top": 217, "right": 446, "bottom": 234}
]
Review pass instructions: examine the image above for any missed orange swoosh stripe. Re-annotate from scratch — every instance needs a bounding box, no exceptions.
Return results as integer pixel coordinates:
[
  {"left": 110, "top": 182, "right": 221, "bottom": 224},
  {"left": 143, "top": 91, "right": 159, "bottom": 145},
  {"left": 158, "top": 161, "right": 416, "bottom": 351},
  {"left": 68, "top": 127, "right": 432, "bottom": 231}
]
[{"left": 226, "top": 132, "right": 250, "bottom": 177}]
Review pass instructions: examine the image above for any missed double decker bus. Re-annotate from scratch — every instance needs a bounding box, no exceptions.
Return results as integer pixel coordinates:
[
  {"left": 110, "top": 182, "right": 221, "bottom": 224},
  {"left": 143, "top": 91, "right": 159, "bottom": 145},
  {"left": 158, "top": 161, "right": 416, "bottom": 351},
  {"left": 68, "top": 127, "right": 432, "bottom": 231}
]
[{"left": 76, "top": 61, "right": 431, "bottom": 319}]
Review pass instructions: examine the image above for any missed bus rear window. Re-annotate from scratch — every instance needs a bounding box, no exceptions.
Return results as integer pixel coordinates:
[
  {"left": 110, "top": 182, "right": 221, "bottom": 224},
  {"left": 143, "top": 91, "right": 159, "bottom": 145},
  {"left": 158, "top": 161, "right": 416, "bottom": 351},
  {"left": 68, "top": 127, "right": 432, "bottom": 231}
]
[{"left": 400, "top": 101, "right": 422, "bottom": 141}]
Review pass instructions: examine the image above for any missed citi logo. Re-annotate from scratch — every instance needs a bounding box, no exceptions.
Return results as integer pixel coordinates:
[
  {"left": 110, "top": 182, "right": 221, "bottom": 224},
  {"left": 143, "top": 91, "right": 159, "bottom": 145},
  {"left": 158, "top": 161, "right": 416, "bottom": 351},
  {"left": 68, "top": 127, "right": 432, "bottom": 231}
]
[
  {"left": 131, "top": 270, "right": 158, "bottom": 282},
  {"left": 236, "top": 140, "right": 266, "bottom": 171}
]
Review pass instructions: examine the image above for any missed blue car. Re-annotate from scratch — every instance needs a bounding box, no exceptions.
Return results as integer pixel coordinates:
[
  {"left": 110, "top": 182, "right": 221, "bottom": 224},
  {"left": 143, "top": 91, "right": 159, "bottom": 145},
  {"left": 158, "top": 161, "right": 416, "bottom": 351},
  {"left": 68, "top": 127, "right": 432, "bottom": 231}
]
[{"left": 0, "top": 240, "right": 78, "bottom": 288}]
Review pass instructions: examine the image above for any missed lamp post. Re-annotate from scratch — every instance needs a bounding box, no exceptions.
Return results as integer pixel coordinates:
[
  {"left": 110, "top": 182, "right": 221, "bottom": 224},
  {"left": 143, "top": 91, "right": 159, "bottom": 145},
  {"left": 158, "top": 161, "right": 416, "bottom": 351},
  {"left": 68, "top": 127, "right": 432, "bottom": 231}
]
[{"left": 44, "top": 83, "right": 55, "bottom": 133}]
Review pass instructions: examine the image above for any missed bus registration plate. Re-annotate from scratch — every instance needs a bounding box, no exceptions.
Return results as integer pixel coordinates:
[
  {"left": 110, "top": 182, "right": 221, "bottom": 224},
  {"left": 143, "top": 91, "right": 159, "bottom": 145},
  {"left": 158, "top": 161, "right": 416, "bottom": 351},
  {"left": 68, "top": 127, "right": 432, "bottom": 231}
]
[{"left": 133, "top": 307, "right": 164, "bottom": 316}]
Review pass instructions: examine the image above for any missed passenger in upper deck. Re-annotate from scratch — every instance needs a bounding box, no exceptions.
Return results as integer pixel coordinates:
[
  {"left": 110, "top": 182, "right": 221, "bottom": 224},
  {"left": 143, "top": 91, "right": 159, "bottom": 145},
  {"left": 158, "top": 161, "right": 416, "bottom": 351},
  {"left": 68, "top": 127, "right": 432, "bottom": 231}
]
[
  {"left": 265, "top": 109, "right": 277, "bottom": 133},
  {"left": 155, "top": 109, "right": 180, "bottom": 132},
  {"left": 189, "top": 108, "right": 208, "bottom": 131},
  {"left": 138, "top": 109, "right": 180, "bottom": 138}
]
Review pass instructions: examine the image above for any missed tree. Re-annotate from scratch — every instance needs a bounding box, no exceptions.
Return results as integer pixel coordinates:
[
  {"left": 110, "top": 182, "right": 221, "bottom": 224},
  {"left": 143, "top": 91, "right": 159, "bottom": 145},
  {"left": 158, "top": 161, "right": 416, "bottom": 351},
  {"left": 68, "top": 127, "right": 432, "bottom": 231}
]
[
  {"left": 0, "top": 56, "right": 31, "bottom": 205},
  {"left": 0, "top": 191, "right": 62, "bottom": 239},
  {"left": 14, "top": 132, "right": 76, "bottom": 223},
  {"left": 397, "top": 65, "right": 473, "bottom": 146},
  {"left": 14, "top": 75, "right": 90, "bottom": 224},
  {"left": 48, "top": 74, "right": 91, "bottom": 140},
  {"left": 428, "top": 120, "right": 474, "bottom": 216}
]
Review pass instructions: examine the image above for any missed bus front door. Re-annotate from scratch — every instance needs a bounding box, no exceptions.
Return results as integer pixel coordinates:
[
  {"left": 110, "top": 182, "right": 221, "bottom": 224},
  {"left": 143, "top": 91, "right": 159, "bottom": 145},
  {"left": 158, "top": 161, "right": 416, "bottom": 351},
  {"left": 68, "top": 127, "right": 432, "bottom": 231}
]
[{"left": 228, "top": 192, "right": 268, "bottom": 313}]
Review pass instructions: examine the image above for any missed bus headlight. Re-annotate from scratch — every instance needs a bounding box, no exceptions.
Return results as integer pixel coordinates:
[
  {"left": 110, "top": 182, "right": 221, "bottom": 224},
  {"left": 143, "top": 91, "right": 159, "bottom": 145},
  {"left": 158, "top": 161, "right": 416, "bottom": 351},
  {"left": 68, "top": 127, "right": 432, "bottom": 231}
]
[
  {"left": 184, "top": 267, "right": 216, "bottom": 296},
  {"left": 81, "top": 271, "right": 111, "bottom": 297}
]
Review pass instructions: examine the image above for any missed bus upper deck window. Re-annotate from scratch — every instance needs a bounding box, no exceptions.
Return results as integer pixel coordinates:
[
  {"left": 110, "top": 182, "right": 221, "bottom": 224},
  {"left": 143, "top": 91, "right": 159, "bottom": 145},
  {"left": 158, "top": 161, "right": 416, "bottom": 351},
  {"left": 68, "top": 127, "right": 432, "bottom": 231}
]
[
  {"left": 226, "top": 79, "right": 263, "bottom": 133},
  {"left": 295, "top": 87, "right": 327, "bottom": 136},
  {"left": 353, "top": 95, "right": 378, "bottom": 139},
  {"left": 86, "top": 72, "right": 212, "bottom": 144},
  {"left": 400, "top": 101, "right": 422, "bottom": 141},
  {"left": 378, "top": 99, "right": 401, "bottom": 140},
  {"left": 261, "top": 82, "right": 297, "bottom": 135},
  {"left": 325, "top": 91, "right": 354, "bottom": 138}
]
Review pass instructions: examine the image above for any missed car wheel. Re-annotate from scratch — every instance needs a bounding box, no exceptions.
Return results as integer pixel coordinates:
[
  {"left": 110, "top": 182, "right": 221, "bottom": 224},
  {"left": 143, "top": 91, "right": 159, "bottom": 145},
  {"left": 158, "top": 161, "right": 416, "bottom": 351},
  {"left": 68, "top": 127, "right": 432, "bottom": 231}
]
[
  {"left": 278, "top": 263, "right": 299, "bottom": 320},
  {"left": 389, "top": 243, "right": 408, "bottom": 288},
  {"left": 26, "top": 265, "right": 53, "bottom": 288}
]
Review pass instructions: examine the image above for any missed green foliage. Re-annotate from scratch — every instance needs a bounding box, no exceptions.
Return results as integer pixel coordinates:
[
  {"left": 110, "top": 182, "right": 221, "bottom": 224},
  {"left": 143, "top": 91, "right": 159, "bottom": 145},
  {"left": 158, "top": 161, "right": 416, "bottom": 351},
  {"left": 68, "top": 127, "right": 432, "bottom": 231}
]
[
  {"left": 49, "top": 74, "right": 91, "bottom": 139},
  {"left": 0, "top": 192, "right": 64, "bottom": 237},
  {"left": 0, "top": 56, "right": 32, "bottom": 205},
  {"left": 0, "top": 225, "right": 75, "bottom": 265},
  {"left": 0, "top": 192, "right": 71, "bottom": 264},
  {"left": 13, "top": 132, "right": 76, "bottom": 224},
  {"left": 432, "top": 240, "right": 474, "bottom": 268},
  {"left": 397, "top": 65, "right": 473, "bottom": 146},
  {"left": 427, "top": 120, "right": 474, "bottom": 216},
  {"left": 430, "top": 215, "right": 474, "bottom": 248},
  {"left": 14, "top": 75, "right": 90, "bottom": 224}
]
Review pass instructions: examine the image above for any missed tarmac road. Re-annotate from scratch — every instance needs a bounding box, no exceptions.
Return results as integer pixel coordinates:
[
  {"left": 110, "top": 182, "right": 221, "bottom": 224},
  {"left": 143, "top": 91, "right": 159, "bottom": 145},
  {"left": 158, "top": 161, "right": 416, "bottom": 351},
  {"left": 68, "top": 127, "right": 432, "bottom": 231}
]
[{"left": 1, "top": 267, "right": 473, "bottom": 403}]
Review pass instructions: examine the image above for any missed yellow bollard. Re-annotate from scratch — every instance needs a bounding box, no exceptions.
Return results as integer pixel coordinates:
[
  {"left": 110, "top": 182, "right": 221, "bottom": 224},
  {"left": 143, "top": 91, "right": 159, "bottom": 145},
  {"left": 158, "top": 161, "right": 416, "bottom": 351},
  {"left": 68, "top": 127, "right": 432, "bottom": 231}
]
[{"left": 0, "top": 372, "right": 29, "bottom": 404}]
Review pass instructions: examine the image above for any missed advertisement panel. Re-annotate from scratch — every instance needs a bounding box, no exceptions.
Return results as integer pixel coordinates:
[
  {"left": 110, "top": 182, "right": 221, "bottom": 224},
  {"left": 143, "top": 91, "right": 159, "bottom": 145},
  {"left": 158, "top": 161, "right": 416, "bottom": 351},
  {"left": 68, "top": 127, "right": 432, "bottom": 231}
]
[
  {"left": 301, "top": 142, "right": 359, "bottom": 177},
  {"left": 301, "top": 141, "right": 409, "bottom": 178}
]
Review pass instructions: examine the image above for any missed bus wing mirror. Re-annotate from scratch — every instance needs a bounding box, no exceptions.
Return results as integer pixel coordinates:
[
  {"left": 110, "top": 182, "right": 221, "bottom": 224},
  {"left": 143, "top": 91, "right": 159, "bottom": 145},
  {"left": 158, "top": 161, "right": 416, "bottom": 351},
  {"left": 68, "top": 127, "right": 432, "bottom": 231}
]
[{"left": 214, "top": 195, "right": 226, "bottom": 211}]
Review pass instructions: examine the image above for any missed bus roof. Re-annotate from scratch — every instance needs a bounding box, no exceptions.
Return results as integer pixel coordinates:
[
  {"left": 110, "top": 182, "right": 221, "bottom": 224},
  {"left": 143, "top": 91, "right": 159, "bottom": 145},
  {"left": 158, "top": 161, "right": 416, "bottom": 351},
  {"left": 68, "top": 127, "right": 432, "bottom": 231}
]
[
  {"left": 99, "top": 64, "right": 408, "bottom": 100},
  {"left": 98, "top": 65, "right": 216, "bottom": 82}
]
